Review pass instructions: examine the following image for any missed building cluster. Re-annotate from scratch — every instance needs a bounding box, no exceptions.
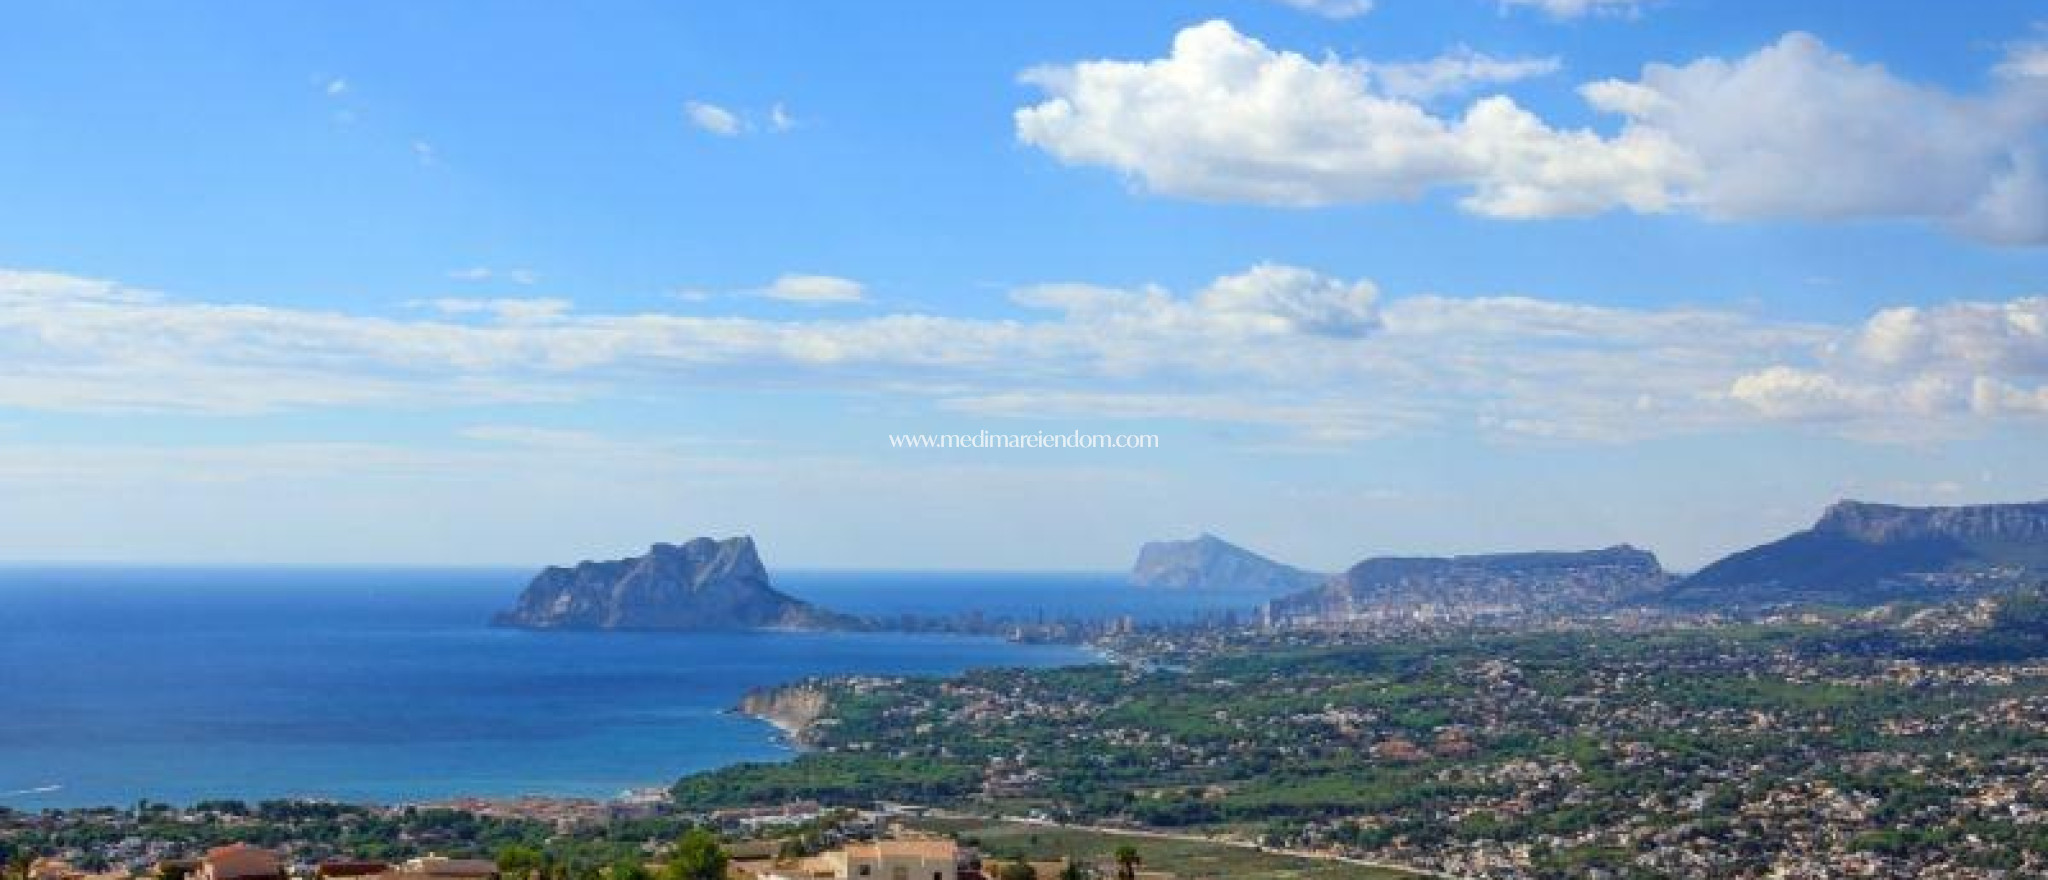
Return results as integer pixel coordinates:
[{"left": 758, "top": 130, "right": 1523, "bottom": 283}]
[
  {"left": 764, "top": 620, "right": 2048, "bottom": 879},
  {"left": 24, "top": 846, "right": 498, "bottom": 880},
  {"left": 726, "top": 834, "right": 1173, "bottom": 880}
]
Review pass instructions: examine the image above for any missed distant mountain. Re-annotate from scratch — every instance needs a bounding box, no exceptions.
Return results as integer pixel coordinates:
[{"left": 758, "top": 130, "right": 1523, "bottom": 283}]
[
  {"left": 1665, "top": 500, "right": 2048, "bottom": 608},
  {"left": 1268, "top": 545, "right": 1670, "bottom": 622},
  {"left": 493, "top": 536, "right": 860, "bottom": 631},
  {"left": 1130, "top": 534, "right": 1325, "bottom": 593}
]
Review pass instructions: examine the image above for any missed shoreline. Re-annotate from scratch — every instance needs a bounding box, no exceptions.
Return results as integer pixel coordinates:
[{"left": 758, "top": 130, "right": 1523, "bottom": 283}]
[{"left": 5, "top": 637, "right": 1108, "bottom": 813}]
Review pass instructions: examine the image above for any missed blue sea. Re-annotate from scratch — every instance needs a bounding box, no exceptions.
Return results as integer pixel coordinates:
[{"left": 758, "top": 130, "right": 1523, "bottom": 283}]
[{"left": 0, "top": 568, "right": 1269, "bottom": 809}]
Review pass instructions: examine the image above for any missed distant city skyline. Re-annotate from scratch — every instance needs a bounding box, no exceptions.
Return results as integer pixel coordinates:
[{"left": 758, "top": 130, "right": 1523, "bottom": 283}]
[{"left": 1, "top": 0, "right": 2045, "bottom": 570}]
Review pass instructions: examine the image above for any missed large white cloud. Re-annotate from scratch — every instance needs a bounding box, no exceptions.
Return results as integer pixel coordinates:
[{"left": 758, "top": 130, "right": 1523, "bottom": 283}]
[
  {"left": 1016, "top": 21, "right": 1680, "bottom": 213},
  {"left": 1016, "top": 22, "right": 2048, "bottom": 243},
  {"left": 1585, "top": 33, "right": 2048, "bottom": 241}
]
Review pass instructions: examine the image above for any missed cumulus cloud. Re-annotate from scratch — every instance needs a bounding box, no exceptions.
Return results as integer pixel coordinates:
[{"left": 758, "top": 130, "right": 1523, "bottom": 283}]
[
  {"left": 1194, "top": 263, "right": 1380, "bottom": 337},
  {"left": 1016, "top": 21, "right": 2048, "bottom": 243},
  {"left": 1726, "top": 298, "right": 2048, "bottom": 425},
  {"left": 1585, "top": 33, "right": 2048, "bottom": 241},
  {"left": 758, "top": 274, "right": 867, "bottom": 304},
  {"left": 1010, "top": 264, "right": 1379, "bottom": 339},
  {"left": 684, "top": 100, "right": 744, "bottom": 136},
  {"left": 1015, "top": 21, "right": 1687, "bottom": 213},
  {"left": 0, "top": 267, "right": 2039, "bottom": 443}
]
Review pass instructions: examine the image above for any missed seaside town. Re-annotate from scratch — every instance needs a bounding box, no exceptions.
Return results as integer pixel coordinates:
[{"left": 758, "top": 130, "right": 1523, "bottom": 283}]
[{"left": 10, "top": 582, "right": 2048, "bottom": 880}]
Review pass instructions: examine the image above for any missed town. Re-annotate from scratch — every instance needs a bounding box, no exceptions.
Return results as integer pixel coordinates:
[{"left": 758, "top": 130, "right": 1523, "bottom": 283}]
[
  {"left": 1, "top": 803, "right": 1194, "bottom": 880},
  {"left": 12, "top": 589, "right": 2048, "bottom": 880}
]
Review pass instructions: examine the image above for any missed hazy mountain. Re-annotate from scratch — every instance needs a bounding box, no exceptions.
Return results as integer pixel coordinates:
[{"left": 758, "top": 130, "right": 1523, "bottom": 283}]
[
  {"left": 493, "top": 536, "right": 859, "bottom": 631},
  {"left": 1268, "top": 545, "right": 1670, "bottom": 622},
  {"left": 1665, "top": 500, "right": 2048, "bottom": 608},
  {"left": 1130, "top": 533, "right": 1325, "bottom": 593}
]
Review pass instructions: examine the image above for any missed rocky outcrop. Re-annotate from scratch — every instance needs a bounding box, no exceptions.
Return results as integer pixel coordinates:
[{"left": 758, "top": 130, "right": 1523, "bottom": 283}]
[
  {"left": 1130, "top": 534, "right": 1325, "bottom": 593},
  {"left": 1813, "top": 500, "right": 2048, "bottom": 544},
  {"left": 738, "top": 683, "right": 831, "bottom": 745},
  {"left": 1269, "top": 545, "right": 1670, "bottom": 622},
  {"left": 1666, "top": 500, "right": 2048, "bottom": 608},
  {"left": 492, "top": 536, "right": 859, "bottom": 631}
]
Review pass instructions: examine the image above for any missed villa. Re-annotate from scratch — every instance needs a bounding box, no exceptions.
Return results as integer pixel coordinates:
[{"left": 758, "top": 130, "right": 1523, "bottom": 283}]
[{"left": 730, "top": 839, "right": 958, "bottom": 880}]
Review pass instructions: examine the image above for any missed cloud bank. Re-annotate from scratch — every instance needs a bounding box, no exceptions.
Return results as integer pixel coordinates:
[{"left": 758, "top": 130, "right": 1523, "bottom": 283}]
[{"left": 3, "top": 267, "right": 2041, "bottom": 445}]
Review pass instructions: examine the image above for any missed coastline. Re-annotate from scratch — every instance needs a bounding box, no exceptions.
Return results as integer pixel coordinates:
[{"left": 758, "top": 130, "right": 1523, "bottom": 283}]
[
  {"left": 4, "top": 567, "right": 1133, "bottom": 811},
  {"left": 735, "top": 682, "right": 832, "bottom": 749}
]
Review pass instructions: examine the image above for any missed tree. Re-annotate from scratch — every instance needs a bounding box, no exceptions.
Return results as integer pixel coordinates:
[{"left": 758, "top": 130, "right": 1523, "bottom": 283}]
[
  {"left": 1058, "top": 860, "right": 1090, "bottom": 880},
  {"left": 1112, "top": 847, "right": 1140, "bottom": 880},
  {"left": 662, "top": 829, "right": 727, "bottom": 880},
  {"left": 609, "top": 861, "right": 652, "bottom": 880},
  {"left": 497, "top": 846, "right": 546, "bottom": 880},
  {"left": 997, "top": 863, "right": 1037, "bottom": 880}
]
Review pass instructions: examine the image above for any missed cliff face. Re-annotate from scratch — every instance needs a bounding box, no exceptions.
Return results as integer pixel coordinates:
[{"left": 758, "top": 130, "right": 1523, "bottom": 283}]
[
  {"left": 1668, "top": 500, "right": 2048, "bottom": 608},
  {"left": 1269, "top": 545, "right": 1670, "bottom": 621},
  {"left": 1130, "top": 534, "right": 1324, "bottom": 593},
  {"left": 493, "top": 536, "right": 858, "bottom": 631},
  {"left": 738, "top": 683, "right": 831, "bottom": 745},
  {"left": 1813, "top": 500, "right": 2048, "bottom": 544}
]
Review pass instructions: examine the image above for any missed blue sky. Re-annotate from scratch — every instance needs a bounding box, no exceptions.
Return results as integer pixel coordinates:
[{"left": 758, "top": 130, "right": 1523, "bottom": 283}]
[{"left": 1, "top": 0, "right": 2045, "bottom": 570}]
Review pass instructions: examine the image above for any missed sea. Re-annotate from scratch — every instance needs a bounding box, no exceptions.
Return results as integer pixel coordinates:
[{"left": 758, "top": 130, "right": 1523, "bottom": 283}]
[{"left": 0, "top": 567, "right": 1271, "bottom": 809}]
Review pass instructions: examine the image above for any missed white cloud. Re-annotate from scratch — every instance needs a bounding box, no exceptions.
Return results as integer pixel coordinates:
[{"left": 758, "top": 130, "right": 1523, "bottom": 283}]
[
  {"left": 1272, "top": 0, "right": 1374, "bottom": 19},
  {"left": 1369, "top": 47, "right": 1561, "bottom": 101},
  {"left": 1585, "top": 32, "right": 2048, "bottom": 241},
  {"left": 1, "top": 266, "right": 2040, "bottom": 443},
  {"left": 1015, "top": 20, "right": 1687, "bottom": 213},
  {"left": 324, "top": 77, "right": 349, "bottom": 96},
  {"left": 1498, "top": 0, "right": 1647, "bottom": 19},
  {"left": 757, "top": 274, "right": 868, "bottom": 305},
  {"left": 1193, "top": 263, "right": 1380, "bottom": 337},
  {"left": 1017, "top": 21, "right": 2048, "bottom": 243},
  {"left": 686, "top": 100, "right": 800, "bottom": 137},
  {"left": 684, "top": 100, "right": 744, "bottom": 136},
  {"left": 2000, "top": 38, "right": 2048, "bottom": 80},
  {"left": 1727, "top": 297, "right": 2048, "bottom": 425}
]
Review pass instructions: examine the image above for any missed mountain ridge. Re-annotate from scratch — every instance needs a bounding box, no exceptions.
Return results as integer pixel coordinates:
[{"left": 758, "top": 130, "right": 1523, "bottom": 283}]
[
  {"left": 1666, "top": 499, "right": 2048, "bottom": 608},
  {"left": 1269, "top": 544, "right": 1671, "bottom": 622}
]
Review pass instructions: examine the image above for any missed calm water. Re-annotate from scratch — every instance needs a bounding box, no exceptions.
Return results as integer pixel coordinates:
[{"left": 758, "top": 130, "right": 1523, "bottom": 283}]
[{"left": 0, "top": 568, "right": 1263, "bottom": 809}]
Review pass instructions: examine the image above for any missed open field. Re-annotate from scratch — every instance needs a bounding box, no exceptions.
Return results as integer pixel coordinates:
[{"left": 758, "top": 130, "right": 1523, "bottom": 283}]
[{"left": 905, "top": 817, "right": 1429, "bottom": 880}]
